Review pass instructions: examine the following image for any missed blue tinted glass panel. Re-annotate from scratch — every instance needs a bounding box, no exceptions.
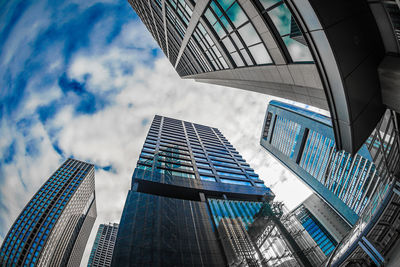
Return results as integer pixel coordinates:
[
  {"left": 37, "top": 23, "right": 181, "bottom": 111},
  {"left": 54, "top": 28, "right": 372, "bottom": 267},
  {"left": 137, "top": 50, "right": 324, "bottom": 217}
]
[
  {"left": 200, "top": 175, "right": 216, "bottom": 182},
  {"left": 220, "top": 178, "right": 251, "bottom": 186}
]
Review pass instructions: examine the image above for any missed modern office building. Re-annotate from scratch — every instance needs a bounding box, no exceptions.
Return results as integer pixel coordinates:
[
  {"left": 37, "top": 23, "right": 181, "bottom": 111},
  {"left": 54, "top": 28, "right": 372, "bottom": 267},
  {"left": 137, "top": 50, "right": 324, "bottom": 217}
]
[
  {"left": 247, "top": 200, "right": 327, "bottom": 266},
  {"left": 260, "top": 100, "right": 379, "bottom": 225},
  {"left": 88, "top": 223, "right": 119, "bottom": 267},
  {"left": 111, "top": 115, "right": 274, "bottom": 266},
  {"left": 0, "top": 158, "right": 97, "bottom": 267},
  {"left": 128, "top": 0, "right": 400, "bottom": 154},
  {"left": 291, "top": 194, "right": 351, "bottom": 256}
]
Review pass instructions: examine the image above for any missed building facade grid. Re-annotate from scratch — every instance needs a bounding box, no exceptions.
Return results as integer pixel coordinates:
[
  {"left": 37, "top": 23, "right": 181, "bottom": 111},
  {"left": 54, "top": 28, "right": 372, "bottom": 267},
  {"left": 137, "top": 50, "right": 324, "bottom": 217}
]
[
  {"left": 88, "top": 223, "right": 119, "bottom": 267},
  {"left": 0, "top": 158, "right": 96, "bottom": 267}
]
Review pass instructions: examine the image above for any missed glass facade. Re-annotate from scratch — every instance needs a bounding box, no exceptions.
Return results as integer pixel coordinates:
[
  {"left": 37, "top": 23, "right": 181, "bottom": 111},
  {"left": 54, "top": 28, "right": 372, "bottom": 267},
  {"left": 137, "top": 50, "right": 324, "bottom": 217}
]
[
  {"left": 253, "top": 0, "right": 313, "bottom": 62},
  {"left": 136, "top": 115, "right": 268, "bottom": 188},
  {"left": 0, "top": 159, "right": 96, "bottom": 267},
  {"left": 294, "top": 206, "right": 337, "bottom": 256},
  {"left": 261, "top": 100, "right": 378, "bottom": 225},
  {"left": 208, "top": 198, "right": 263, "bottom": 229},
  {"left": 88, "top": 223, "right": 119, "bottom": 267},
  {"left": 112, "top": 115, "right": 272, "bottom": 266},
  {"left": 203, "top": 0, "right": 272, "bottom": 67},
  {"left": 191, "top": 22, "right": 229, "bottom": 71},
  {"left": 129, "top": 0, "right": 315, "bottom": 77}
]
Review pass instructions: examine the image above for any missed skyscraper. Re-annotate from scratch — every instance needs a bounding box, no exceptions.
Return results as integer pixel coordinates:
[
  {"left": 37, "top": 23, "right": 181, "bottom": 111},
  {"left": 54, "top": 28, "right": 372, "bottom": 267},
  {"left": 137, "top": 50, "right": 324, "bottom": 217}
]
[
  {"left": 127, "top": 0, "right": 394, "bottom": 155},
  {"left": 0, "top": 158, "right": 97, "bottom": 267},
  {"left": 290, "top": 194, "right": 351, "bottom": 256},
  {"left": 111, "top": 115, "right": 273, "bottom": 266},
  {"left": 88, "top": 223, "right": 118, "bottom": 267},
  {"left": 260, "top": 100, "right": 378, "bottom": 225}
]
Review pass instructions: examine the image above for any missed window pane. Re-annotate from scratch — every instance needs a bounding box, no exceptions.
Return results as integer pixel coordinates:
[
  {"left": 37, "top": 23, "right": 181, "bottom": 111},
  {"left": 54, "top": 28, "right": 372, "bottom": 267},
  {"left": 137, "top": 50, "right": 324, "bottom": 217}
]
[
  {"left": 259, "top": 0, "right": 281, "bottom": 10},
  {"left": 268, "top": 3, "right": 291, "bottom": 36},
  {"left": 200, "top": 175, "right": 216, "bottom": 182},
  {"left": 231, "top": 51, "right": 244, "bottom": 66},
  {"left": 220, "top": 57, "right": 229, "bottom": 68},
  {"left": 198, "top": 23, "right": 207, "bottom": 35},
  {"left": 217, "top": 171, "right": 246, "bottom": 178},
  {"left": 196, "top": 162, "right": 210, "bottom": 168},
  {"left": 198, "top": 168, "right": 213, "bottom": 174},
  {"left": 205, "top": 34, "right": 213, "bottom": 46},
  {"left": 230, "top": 32, "right": 243, "bottom": 49},
  {"left": 220, "top": 16, "right": 233, "bottom": 33},
  {"left": 217, "top": 0, "right": 235, "bottom": 11},
  {"left": 214, "top": 165, "right": 241, "bottom": 172},
  {"left": 222, "top": 37, "right": 235, "bottom": 52},
  {"left": 248, "top": 43, "right": 272, "bottom": 64},
  {"left": 238, "top": 23, "right": 260, "bottom": 46},
  {"left": 240, "top": 49, "right": 252, "bottom": 65},
  {"left": 282, "top": 36, "right": 313, "bottom": 62},
  {"left": 205, "top": 9, "right": 217, "bottom": 25},
  {"left": 226, "top": 2, "right": 248, "bottom": 28},
  {"left": 220, "top": 178, "right": 251, "bottom": 186},
  {"left": 212, "top": 45, "right": 222, "bottom": 57},
  {"left": 210, "top": 1, "right": 223, "bottom": 17},
  {"left": 213, "top": 21, "right": 226, "bottom": 38}
]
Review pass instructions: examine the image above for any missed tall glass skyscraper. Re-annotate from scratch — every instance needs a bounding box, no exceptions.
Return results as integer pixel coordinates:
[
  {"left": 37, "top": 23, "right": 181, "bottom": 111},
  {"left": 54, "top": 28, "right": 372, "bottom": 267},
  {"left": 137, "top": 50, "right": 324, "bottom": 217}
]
[
  {"left": 260, "top": 100, "right": 379, "bottom": 226},
  {"left": 111, "top": 115, "right": 273, "bottom": 266},
  {"left": 88, "top": 223, "right": 118, "bottom": 267},
  {"left": 0, "top": 158, "right": 97, "bottom": 267}
]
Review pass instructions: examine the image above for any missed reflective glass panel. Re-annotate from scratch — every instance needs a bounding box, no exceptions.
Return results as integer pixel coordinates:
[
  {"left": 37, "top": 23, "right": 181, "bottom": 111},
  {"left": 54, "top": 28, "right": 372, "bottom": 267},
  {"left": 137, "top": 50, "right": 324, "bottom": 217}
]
[
  {"left": 226, "top": 3, "right": 248, "bottom": 28},
  {"left": 248, "top": 44, "right": 272, "bottom": 64},
  {"left": 220, "top": 16, "right": 233, "bottom": 32},
  {"left": 238, "top": 23, "right": 260, "bottom": 46},
  {"left": 200, "top": 175, "right": 216, "bottom": 182},
  {"left": 231, "top": 52, "right": 244, "bottom": 66},
  {"left": 230, "top": 32, "right": 243, "bottom": 49},
  {"left": 213, "top": 21, "right": 226, "bottom": 38},
  {"left": 259, "top": 0, "right": 281, "bottom": 9},
  {"left": 268, "top": 3, "right": 291, "bottom": 35},
  {"left": 205, "top": 9, "right": 217, "bottom": 25},
  {"left": 220, "top": 178, "right": 251, "bottom": 186},
  {"left": 222, "top": 37, "right": 235, "bottom": 52},
  {"left": 282, "top": 36, "right": 313, "bottom": 62},
  {"left": 210, "top": 1, "right": 223, "bottom": 17},
  {"left": 217, "top": 0, "right": 235, "bottom": 10}
]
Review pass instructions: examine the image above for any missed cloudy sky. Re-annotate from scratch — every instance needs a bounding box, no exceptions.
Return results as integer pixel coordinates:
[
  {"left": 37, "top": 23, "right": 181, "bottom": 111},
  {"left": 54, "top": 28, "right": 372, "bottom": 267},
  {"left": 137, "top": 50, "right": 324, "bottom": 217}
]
[{"left": 0, "top": 0, "right": 313, "bottom": 265}]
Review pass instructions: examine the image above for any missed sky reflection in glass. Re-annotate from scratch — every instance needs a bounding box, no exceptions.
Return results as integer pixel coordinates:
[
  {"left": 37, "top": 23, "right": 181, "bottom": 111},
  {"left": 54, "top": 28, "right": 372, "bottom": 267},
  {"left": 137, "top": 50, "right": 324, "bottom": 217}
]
[
  {"left": 204, "top": 0, "right": 272, "bottom": 67},
  {"left": 264, "top": 1, "right": 313, "bottom": 62}
]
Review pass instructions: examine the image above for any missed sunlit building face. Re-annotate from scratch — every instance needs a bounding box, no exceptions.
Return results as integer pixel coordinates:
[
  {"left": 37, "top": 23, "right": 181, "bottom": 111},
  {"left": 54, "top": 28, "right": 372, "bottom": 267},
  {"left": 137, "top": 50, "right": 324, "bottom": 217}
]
[{"left": 260, "top": 100, "right": 379, "bottom": 226}]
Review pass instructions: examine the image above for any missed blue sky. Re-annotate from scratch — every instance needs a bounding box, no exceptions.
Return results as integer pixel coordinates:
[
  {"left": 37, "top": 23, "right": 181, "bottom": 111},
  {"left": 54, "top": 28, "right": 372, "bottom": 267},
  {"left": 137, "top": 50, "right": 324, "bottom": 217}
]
[{"left": 0, "top": 0, "right": 312, "bottom": 265}]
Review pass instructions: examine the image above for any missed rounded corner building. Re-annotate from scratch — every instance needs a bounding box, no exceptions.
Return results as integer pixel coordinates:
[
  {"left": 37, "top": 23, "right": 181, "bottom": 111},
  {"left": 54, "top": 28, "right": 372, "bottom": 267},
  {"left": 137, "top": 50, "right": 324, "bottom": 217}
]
[{"left": 128, "top": 0, "right": 399, "bottom": 156}]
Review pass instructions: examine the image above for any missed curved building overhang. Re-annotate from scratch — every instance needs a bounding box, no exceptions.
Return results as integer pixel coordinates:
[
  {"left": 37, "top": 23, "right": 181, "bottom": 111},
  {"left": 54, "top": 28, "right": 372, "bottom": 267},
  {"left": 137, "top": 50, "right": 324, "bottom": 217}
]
[
  {"left": 289, "top": 0, "right": 387, "bottom": 154},
  {"left": 137, "top": 0, "right": 391, "bottom": 155}
]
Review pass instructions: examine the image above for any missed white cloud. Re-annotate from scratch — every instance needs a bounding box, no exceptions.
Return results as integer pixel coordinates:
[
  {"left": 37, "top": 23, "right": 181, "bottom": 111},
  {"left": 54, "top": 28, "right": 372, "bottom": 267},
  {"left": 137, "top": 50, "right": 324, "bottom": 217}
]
[
  {"left": 0, "top": 3, "right": 312, "bottom": 265},
  {"left": 60, "top": 45, "right": 312, "bottom": 265}
]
